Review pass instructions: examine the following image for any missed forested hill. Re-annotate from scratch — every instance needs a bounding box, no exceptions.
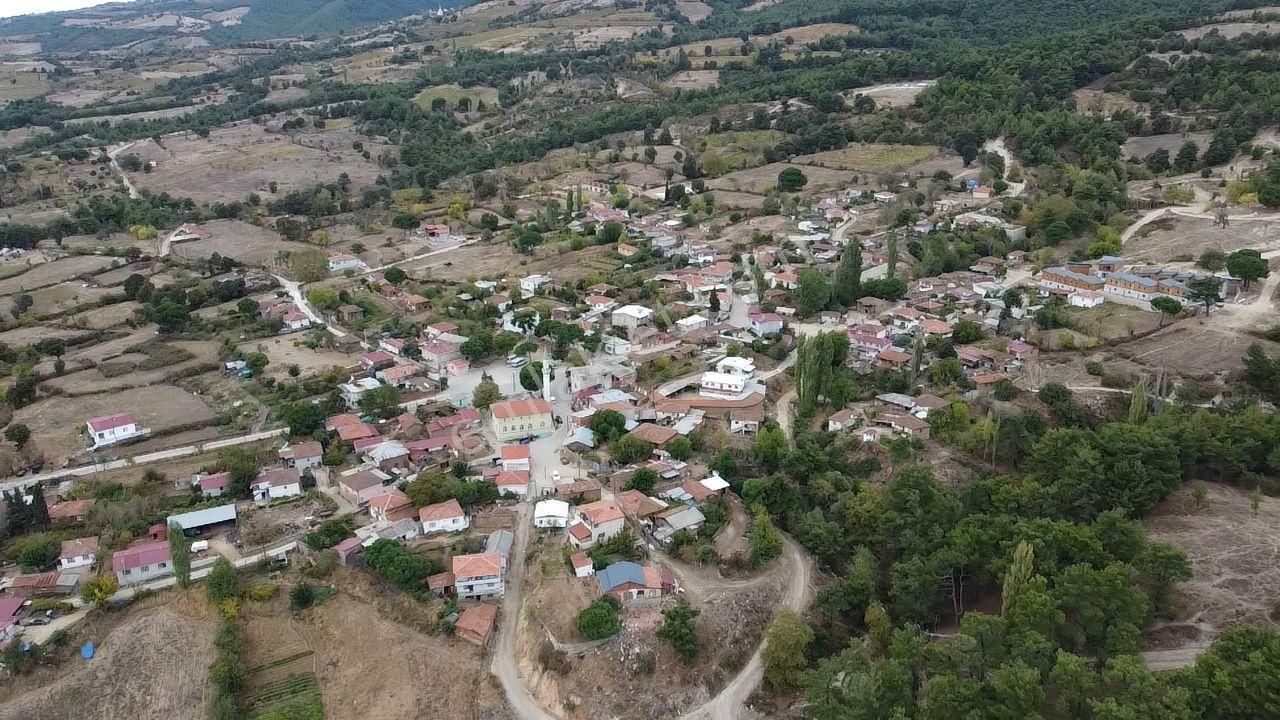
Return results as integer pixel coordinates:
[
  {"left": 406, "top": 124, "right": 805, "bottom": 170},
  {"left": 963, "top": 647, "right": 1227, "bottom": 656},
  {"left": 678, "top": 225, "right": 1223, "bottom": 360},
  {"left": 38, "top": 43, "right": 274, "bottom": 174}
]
[{"left": 0, "top": 0, "right": 461, "bottom": 52}]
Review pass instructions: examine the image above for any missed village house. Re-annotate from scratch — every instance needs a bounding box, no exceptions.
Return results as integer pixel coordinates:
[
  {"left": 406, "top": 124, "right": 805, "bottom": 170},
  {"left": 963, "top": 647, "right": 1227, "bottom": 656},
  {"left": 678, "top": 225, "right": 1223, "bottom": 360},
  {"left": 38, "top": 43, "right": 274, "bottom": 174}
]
[
  {"left": 500, "top": 444, "right": 531, "bottom": 472},
  {"left": 278, "top": 442, "right": 323, "bottom": 473},
  {"left": 359, "top": 350, "right": 396, "bottom": 372},
  {"left": 420, "top": 498, "right": 469, "bottom": 534},
  {"left": 112, "top": 541, "right": 172, "bottom": 586},
  {"left": 455, "top": 603, "right": 498, "bottom": 646},
  {"left": 827, "top": 408, "right": 858, "bottom": 432},
  {"left": 197, "top": 471, "right": 231, "bottom": 498},
  {"left": 489, "top": 398, "right": 554, "bottom": 442},
  {"left": 369, "top": 489, "right": 416, "bottom": 523},
  {"left": 252, "top": 468, "right": 302, "bottom": 503},
  {"left": 59, "top": 537, "right": 99, "bottom": 571},
  {"left": 419, "top": 338, "right": 463, "bottom": 373},
  {"left": 86, "top": 412, "right": 142, "bottom": 448},
  {"left": 568, "top": 500, "right": 626, "bottom": 549},
  {"left": 0, "top": 597, "right": 23, "bottom": 646},
  {"left": 453, "top": 552, "right": 505, "bottom": 600},
  {"left": 611, "top": 304, "right": 654, "bottom": 329},
  {"left": 571, "top": 553, "right": 595, "bottom": 578},
  {"left": 327, "top": 252, "right": 366, "bottom": 274},
  {"left": 596, "top": 561, "right": 677, "bottom": 603},
  {"left": 534, "top": 499, "right": 572, "bottom": 528},
  {"left": 338, "top": 469, "right": 391, "bottom": 507}
]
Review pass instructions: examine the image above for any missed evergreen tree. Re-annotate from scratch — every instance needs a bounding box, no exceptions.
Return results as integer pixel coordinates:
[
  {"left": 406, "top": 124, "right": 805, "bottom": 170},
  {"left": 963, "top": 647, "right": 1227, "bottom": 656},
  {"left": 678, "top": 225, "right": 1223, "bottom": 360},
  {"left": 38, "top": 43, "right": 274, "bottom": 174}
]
[
  {"left": 1128, "top": 380, "right": 1149, "bottom": 424},
  {"left": 886, "top": 234, "right": 899, "bottom": 279},
  {"left": 28, "top": 482, "right": 49, "bottom": 530},
  {"left": 1002, "top": 541, "right": 1035, "bottom": 615},
  {"left": 169, "top": 522, "right": 191, "bottom": 589},
  {"left": 657, "top": 599, "right": 700, "bottom": 663},
  {"left": 833, "top": 242, "right": 863, "bottom": 307}
]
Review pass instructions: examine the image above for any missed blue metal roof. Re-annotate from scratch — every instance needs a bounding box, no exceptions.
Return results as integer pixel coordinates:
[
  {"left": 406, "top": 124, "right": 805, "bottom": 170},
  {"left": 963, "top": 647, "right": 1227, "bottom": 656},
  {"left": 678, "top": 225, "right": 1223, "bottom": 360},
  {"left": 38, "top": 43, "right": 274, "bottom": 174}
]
[{"left": 597, "top": 561, "right": 645, "bottom": 593}]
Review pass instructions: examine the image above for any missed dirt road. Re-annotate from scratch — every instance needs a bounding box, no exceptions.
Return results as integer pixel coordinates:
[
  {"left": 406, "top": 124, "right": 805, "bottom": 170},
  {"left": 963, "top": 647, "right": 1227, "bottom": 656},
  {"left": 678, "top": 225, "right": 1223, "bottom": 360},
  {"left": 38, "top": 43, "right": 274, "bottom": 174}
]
[
  {"left": 107, "top": 142, "right": 141, "bottom": 200},
  {"left": 982, "top": 137, "right": 1025, "bottom": 197},
  {"left": 677, "top": 537, "right": 814, "bottom": 720},
  {"left": 491, "top": 503, "right": 559, "bottom": 720},
  {"left": 775, "top": 387, "right": 795, "bottom": 440},
  {"left": 273, "top": 274, "right": 348, "bottom": 338}
]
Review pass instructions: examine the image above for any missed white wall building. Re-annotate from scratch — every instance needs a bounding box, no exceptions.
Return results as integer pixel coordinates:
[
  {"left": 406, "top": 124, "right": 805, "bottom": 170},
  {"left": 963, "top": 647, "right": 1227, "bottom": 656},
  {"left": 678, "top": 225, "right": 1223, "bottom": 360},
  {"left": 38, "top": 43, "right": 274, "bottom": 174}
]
[
  {"left": 700, "top": 371, "right": 747, "bottom": 398},
  {"left": 611, "top": 304, "right": 655, "bottom": 329}
]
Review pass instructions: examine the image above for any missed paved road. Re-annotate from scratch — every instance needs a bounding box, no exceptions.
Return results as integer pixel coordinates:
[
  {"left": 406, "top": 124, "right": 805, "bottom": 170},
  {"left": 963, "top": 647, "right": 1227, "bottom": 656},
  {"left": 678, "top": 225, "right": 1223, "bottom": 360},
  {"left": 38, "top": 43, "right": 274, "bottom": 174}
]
[{"left": 274, "top": 274, "right": 348, "bottom": 338}]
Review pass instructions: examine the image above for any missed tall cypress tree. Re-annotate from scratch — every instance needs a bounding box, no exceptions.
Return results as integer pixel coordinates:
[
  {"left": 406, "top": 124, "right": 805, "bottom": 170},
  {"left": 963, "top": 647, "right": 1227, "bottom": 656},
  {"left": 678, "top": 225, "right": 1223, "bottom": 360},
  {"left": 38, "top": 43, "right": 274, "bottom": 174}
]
[
  {"left": 169, "top": 522, "right": 191, "bottom": 588},
  {"left": 29, "top": 482, "right": 49, "bottom": 530},
  {"left": 833, "top": 242, "right": 863, "bottom": 307}
]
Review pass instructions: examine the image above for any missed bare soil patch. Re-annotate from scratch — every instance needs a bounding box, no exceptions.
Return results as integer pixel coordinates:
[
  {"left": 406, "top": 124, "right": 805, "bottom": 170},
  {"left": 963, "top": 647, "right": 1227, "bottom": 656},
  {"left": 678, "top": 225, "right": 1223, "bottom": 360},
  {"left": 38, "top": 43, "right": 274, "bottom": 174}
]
[
  {"left": 674, "top": 1, "right": 713, "bottom": 22},
  {"left": 842, "top": 80, "right": 936, "bottom": 108},
  {"left": 123, "top": 120, "right": 392, "bottom": 204},
  {"left": 1181, "top": 21, "right": 1280, "bottom": 39},
  {"left": 708, "top": 161, "right": 853, "bottom": 194},
  {"left": 664, "top": 69, "right": 720, "bottom": 91},
  {"left": 1145, "top": 482, "right": 1280, "bottom": 648},
  {"left": 238, "top": 335, "right": 357, "bottom": 378},
  {"left": 1121, "top": 131, "right": 1212, "bottom": 159},
  {"left": 0, "top": 254, "right": 118, "bottom": 296},
  {"left": 795, "top": 143, "right": 949, "bottom": 174},
  {"left": 65, "top": 300, "right": 141, "bottom": 329},
  {"left": 15, "top": 383, "right": 217, "bottom": 463},
  {"left": 0, "top": 602, "right": 216, "bottom": 720},
  {"left": 1104, "top": 321, "right": 1280, "bottom": 379},
  {"left": 169, "top": 218, "right": 315, "bottom": 268},
  {"left": 1124, "top": 214, "right": 1280, "bottom": 262}
]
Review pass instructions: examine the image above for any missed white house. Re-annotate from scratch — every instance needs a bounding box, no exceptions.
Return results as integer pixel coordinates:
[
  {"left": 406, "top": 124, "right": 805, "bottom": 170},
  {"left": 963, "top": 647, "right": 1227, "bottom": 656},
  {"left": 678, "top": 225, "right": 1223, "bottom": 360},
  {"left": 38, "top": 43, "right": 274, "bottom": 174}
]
[
  {"left": 675, "top": 314, "right": 708, "bottom": 334},
  {"left": 420, "top": 499, "right": 469, "bottom": 534},
  {"left": 328, "top": 252, "right": 366, "bottom": 274},
  {"left": 112, "top": 541, "right": 173, "bottom": 586},
  {"left": 282, "top": 308, "right": 312, "bottom": 332},
  {"left": 500, "top": 444, "right": 532, "bottom": 472},
  {"left": 252, "top": 468, "right": 302, "bottom": 502},
  {"left": 340, "top": 377, "right": 383, "bottom": 408},
  {"left": 567, "top": 500, "right": 625, "bottom": 549},
  {"left": 611, "top": 304, "right": 655, "bottom": 329},
  {"left": 603, "top": 334, "right": 632, "bottom": 356},
  {"left": 749, "top": 312, "right": 783, "bottom": 336},
  {"left": 59, "top": 537, "right": 99, "bottom": 571},
  {"left": 519, "top": 274, "right": 552, "bottom": 297},
  {"left": 700, "top": 371, "right": 747, "bottom": 398},
  {"left": 453, "top": 552, "right": 505, "bottom": 600},
  {"left": 716, "top": 356, "right": 756, "bottom": 377},
  {"left": 86, "top": 413, "right": 141, "bottom": 448},
  {"left": 533, "top": 499, "right": 571, "bottom": 529}
]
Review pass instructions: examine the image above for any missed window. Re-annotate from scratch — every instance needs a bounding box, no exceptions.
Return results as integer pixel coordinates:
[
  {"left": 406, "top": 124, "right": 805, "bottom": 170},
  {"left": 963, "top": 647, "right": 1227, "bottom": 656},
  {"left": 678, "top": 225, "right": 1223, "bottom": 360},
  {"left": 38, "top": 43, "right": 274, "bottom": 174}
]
[
  {"left": 123, "top": 568, "right": 132, "bottom": 575},
  {"left": 159, "top": 562, "right": 167, "bottom": 568}
]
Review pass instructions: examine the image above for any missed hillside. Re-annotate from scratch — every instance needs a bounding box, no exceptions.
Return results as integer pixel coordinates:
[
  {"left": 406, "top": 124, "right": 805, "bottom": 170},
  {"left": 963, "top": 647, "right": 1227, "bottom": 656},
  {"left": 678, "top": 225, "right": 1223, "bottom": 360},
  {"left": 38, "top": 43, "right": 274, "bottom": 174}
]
[{"left": 0, "top": 0, "right": 458, "bottom": 53}]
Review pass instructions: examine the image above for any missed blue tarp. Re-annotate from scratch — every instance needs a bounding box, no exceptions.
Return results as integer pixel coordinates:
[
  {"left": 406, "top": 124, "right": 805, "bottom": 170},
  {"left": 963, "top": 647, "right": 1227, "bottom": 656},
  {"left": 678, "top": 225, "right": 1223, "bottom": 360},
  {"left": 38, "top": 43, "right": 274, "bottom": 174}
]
[{"left": 81, "top": 641, "right": 94, "bottom": 659}]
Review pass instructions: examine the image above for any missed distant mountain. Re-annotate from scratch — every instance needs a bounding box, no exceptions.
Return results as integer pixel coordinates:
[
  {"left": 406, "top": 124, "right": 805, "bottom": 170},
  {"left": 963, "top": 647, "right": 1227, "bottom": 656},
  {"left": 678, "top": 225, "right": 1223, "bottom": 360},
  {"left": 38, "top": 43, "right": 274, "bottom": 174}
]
[{"left": 0, "top": 0, "right": 459, "bottom": 54}]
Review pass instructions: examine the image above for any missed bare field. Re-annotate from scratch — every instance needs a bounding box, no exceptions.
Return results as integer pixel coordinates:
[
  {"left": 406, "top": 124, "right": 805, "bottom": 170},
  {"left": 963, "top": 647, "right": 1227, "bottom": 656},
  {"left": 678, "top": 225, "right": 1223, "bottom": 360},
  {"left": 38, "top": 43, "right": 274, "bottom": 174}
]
[
  {"left": 1144, "top": 482, "right": 1280, "bottom": 658},
  {"left": 1124, "top": 214, "right": 1280, "bottom": 262},
  {"left": 1072, "top": 88, "right": 1146, "bottom": 116},
  {"left": 15, "top": 383, "right": 217, "bottom": 462},
  {"left": 675, "top": 1, "right": 713, "bottom": 22},
  {"left": 169, "top": 218, "right": 315, "bottom": 267},
  {"left": 0, "top": 254, "right": 118, "bottom": 295},
  {"left": 123, "top": 120, "right": 392, "bottom": 204},
  {"left": 0, "top": 325, "right": 91, "bottom": 346},
  {"left": 23, "top": 284, "right": 117, "bottom": 316},
  {"left": 238, "top": 335, "right": 357, "bottom": 377},
  {"left": 404, "top": 239, "right": 619, "bottom": 283},
  {"left": 663, "top": 69, "right": 720, "bottom": 90},
  {"left": 1122, "top": 131, "right": 1212, "bottom": 159},
  {"left": 796, "top": 143, "right": 945, "bottom": 173},
  {"left": 293, "top": 574, "right": 508, "bottom": 720},
  {"left": 0, "top": 602, "right": 215, "bottom": 720},
  {"left": 1067, "top": 302, "right": 1162, "bottom": 340},
  {"left": 842, "top": 80, "right": 936, "bottom": 108},
  {"left": 708, "top": 161, "right": 854, "bottom": 194},
  {"left": 43, "top": 338, "right": 219, "bottom": 394},
  {"left": 66, "top": 301, "right": 141, "bottom": 329},
  {"left": 412, "top": 83, "right": 500, "bottom": 110},
  {"left": 1105, "top": 321, "right": 1280, "bottom": 379},
  {"left": 1181, "top": 21, "right": 1280, "bottom": 39}
]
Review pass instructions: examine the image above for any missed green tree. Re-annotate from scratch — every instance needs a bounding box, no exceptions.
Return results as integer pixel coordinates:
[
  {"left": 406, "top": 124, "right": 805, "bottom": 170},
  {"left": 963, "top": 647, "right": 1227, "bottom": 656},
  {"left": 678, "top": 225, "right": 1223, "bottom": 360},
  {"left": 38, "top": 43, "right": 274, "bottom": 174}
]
[
  {"left": 1173, "top": 141, "right": 1199, "bottom": 173},
  {"left": 472, "top": 376, "right": 502, "bottom": 408},
  {"left": 1187, "top": 277, "right": 1223, "bottom": 315},
  {"left": 1225, "top": 249, "right": 1270, "bottom": 289},
  {"left": 763, "top": 608, "right": 814, "bottom": 694},
  {"left": 951, "top": 319, "right": 984, "bottom": 344},
  {"left": 4, "top": 423, "right": 30, "bottom": 448},
  {"left": 1001, "top": 541, "right": 1035, "bottom": 615},
  {"left": 82, "top": 575, "right": 119, "bottom": 608},
  {"left": 1197, "top": 249, "right": 1227, "bottom": 272},
  {"left": 657, "top": 599, "right": 701, "bottom": 663},
  {"left": 383, "top": 266, "right": 408, "bottom": 285},
  {"left": 1150, "top": 296, "right": 1182, "bottom": 328},
  {"left": 611, "top": 435, "right": 653, "bottom": 464},
  {"left": 833, "top": 243, "right": 863, "bottom": 307},
  {"left": 206, "top": 557, "right": 239, "bottom": 604},
  {"left": 666, "top": 436, "right": 693, "bottom": 461},
  {"left": 169, "top": 522, "right": 191, "bottom": 589},
  {"left": 358, "top": 384, "right": 403, "bottom": 419},
  {"left": 627, "top": 467, "right": 659, "bottom": 493},
  {"left": 778, "top": 167, "right": 808, "bottom": 191},
  {"left": 751, "top": 426, "right": 790, "bottom": 472},
  {"left": 1127, "top": 380, "right": 1148, "bottom": 424},
  {"left": 795, "top": 268, "right": 832, "bottom": 317},
  {"left": 749, "top": 511, "right": 784, "bottom": 566},
  {"left": 1134, "top": 542, "right": 1191, "bottom": 616},
  {"left": 589, "top": 409, "right": 627, "bottom": 443},
  {"left": 577, "top": 597, "right": 622, "bottom": 640}
]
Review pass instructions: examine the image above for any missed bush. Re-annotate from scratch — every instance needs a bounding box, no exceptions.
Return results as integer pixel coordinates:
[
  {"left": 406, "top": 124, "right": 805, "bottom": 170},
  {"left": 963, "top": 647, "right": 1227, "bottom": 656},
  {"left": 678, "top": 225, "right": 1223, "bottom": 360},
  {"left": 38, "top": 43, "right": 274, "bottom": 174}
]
[
  {"left": 1085, "top": 361, "right": 1104, "bottom": 376},
  {"left": 577, "top": 597, "right": 622, "bottom": 640},
  {"left": 245, "top": 583, "right": 279, "bottom": 601},
  {"left": 290, "top": 582, "right": 316, "bottom": 610}
]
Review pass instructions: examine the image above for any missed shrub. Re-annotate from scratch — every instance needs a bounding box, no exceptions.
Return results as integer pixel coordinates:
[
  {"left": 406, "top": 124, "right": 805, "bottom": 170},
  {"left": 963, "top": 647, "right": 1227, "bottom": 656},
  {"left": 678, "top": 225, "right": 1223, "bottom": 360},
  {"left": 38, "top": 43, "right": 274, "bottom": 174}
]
[
  {"left": 290, "top": 582, "right": 316, "bottom": 610},
  {"left": 1085, "top": 361, "right": 1104, "bottom": 376},
  {"left": 245, "top": 583, "right": 279, "bottom": 601},
  {"left": 577, "top": 597, "right": 622, "bottom": 640}
]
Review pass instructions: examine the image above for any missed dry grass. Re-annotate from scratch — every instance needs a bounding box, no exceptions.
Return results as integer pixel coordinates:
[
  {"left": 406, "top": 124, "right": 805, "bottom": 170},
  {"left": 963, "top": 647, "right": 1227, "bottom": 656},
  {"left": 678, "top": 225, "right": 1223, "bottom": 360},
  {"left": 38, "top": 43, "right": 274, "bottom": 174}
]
[{"left": 795, "top": 143, "right": 940, "bottom": 172}]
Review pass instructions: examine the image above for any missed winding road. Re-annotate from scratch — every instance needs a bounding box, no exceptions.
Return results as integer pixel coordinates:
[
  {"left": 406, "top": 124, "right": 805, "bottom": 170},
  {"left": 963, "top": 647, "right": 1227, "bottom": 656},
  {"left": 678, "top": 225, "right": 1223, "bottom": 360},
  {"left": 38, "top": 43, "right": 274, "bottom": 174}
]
[{"left": 107, "top": 142, "right": 141, "bottom": 200}]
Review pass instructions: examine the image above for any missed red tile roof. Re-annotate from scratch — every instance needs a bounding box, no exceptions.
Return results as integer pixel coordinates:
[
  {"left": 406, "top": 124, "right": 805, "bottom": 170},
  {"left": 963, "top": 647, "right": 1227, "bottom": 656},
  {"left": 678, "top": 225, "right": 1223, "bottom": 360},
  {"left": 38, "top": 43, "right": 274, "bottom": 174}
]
[
  {"left": 420, "top": 498, "right": 465, "bottom": 523},
  {"left": 490, "top": 398, "right": 553, "bottom": 419},
  {"left": 578, "top": 500, "right": 624, "bottom": 526},
  {"left": 452, "top": 552, "right": 502, "bottom": 580},
  {"left": 495, "top": 470, "right": 530, "bottom": 488},
  {"left": 87, "top": 413, "right": 136, "bottom": 433},
  {"left": 456, "top": 603, "right": 497, "bottom": 644},
  {"left": 500, "top": 445, "right": 531, "bottom": 460}
]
